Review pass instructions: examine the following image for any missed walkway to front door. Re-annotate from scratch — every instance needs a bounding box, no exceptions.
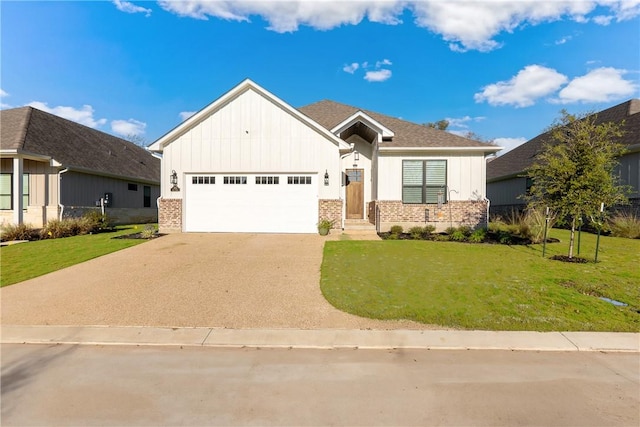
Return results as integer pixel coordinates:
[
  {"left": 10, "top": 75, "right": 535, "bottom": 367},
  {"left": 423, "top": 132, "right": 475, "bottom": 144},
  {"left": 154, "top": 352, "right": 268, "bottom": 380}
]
[{"left": 346, "top": 169, "right": 363, "bottom": 219}]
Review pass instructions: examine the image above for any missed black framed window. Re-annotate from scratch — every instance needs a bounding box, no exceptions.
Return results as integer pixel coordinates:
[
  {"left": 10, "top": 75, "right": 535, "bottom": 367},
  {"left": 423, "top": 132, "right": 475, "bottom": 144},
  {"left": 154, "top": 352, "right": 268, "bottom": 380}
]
[
  {"left": 0, "top": 173, "right": 29, "bottom": 210},
  {"left": 402, "top": 160, "right": 446, "bottom": 204},
  {"left": 128, "top": 183, "right": 138, "bottom": 191},
  {"left": 143, "top": 186, "right": 151, "bottom": 208}
]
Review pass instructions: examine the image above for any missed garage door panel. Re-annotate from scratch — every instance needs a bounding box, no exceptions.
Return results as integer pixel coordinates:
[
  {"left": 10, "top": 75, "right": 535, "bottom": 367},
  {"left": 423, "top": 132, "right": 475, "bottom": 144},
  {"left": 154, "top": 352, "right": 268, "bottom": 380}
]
[{"left": 185, "top": 174, "right": 318, "bottom": 233}]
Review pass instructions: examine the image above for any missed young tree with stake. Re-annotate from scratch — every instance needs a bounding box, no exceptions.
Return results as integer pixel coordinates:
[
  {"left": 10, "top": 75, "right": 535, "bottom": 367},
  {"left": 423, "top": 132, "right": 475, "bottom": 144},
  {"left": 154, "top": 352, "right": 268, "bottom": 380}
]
[{"left": 525, "top": 110, "right": 629, "bottom": 259}]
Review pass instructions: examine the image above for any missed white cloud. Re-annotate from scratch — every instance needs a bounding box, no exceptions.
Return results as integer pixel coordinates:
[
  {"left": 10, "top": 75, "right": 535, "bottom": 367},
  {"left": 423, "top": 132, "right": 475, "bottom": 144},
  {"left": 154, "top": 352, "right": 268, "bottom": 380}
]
[
  {"left": 113, "top": 0, "right": 152, "bottom": 17},
  {"left": 179, "top": 111, "right": 196, "bottom": 121},
  {"left": 28, "top": 102, "right": 107, "bottom": 128},
  {"left": 446, "top": 115, "right": 486, "bottom": 129},
  {"left": 554, "top": 67, "right": 638, "bottom": 104},
  {"left": 111, "top": 118, "right": 147, "bottom": 136},
  {"left": 592, "top": 14, "right": 614, "bottom": 25},
  {"left": 158, "top": 0, "right": 403, "bottom": 31},
  {"left": 343, "top": 62, "right": 359, "bottom": 74},
  {"left": 345, "top": 58, "right": 393, "bottom": 81},
  {"left": 474, "top": 65, "right": 569, "bottom": 107},
  {"left": 364, "top": 69, "right": 392, "bottom": 83},
  {"left": 156, "top": 1, "right": 639, "bottom": 52},
  {"left": 0, "top": 89, "right": 10, "bottom": 109},
  {"left": 555, "top": 35, "right": 572, "bottom": 45},
  {"left": 493, "top": 137, "right": 528, "bottom": 156}
]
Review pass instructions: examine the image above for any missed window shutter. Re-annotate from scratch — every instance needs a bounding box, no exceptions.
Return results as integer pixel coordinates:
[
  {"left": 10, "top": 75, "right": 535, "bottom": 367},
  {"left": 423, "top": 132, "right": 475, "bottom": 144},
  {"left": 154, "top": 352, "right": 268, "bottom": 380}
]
[
  {"left": 425, "top": 160, "right": 446, "bottom": 186},
  {"left": 403, "top": 161, "right": 424, "bottom": 203},
  {"left": 402, "top": 161, "right": 423, "bottom": 185}
]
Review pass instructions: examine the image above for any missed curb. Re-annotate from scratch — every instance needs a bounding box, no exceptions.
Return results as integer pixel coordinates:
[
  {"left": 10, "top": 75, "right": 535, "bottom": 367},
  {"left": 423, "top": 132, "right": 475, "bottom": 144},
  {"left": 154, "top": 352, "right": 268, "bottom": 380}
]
[{"left": 2, "top": 326, "right": 639, "bottom": 352}]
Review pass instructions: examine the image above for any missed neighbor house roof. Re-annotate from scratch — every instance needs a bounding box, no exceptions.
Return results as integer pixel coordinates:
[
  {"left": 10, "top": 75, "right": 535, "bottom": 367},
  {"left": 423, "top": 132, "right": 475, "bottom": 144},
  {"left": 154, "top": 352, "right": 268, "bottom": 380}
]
[
  {"left": 1, "top": 106, "right": 160, "bottom": 183},
  {"left": 299, "top": 99, "right": 500, "bottom": 151},
  {"left": 487, "top": 99, "right": 640, "bottom": 182}
]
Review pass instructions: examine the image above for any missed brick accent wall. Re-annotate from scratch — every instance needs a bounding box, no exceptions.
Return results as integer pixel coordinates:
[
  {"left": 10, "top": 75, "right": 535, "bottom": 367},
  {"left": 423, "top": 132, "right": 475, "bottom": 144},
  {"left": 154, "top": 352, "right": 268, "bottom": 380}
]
[
  {"left": 319, "top": 199, "right": 342, "bottom": 229},
  {"left": 375, "top": 200, "right": 488, "bottom": 232},
  {"left": 159, "top": 198, "right": 182, "bottom": 233}
]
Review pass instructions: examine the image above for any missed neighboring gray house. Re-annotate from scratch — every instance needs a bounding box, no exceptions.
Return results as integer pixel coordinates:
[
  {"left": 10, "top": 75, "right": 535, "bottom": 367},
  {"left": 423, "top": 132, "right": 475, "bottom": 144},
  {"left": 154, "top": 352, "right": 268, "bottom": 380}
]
[
  {"left": 0, "top": 106, "right": 161, "bottom": 227},
  {"left": 487, "top": 99, "right": 640, "bottom": 216},
  {"left": 149, "top": 79, "right": 500, "bottom": 234}
]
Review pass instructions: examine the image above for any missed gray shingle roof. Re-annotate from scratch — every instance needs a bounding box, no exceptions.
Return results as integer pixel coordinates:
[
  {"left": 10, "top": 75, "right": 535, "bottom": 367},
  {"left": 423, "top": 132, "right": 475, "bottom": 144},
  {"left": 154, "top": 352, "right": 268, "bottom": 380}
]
[
  {"left": 487, "top": 99, "right": 640, "bottom": 182},
  {"left": 298, "top": 100, "right": 498, "bottom": 149},
  {"left": 1, "top": 106, "right": 160, "bottom": 183}
]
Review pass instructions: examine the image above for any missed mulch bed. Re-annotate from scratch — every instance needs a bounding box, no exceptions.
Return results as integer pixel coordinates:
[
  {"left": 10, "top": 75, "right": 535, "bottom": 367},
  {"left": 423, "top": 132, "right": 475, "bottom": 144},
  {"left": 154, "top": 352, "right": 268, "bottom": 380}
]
[{"left": 550, "top": 255, "right": 589, "bottom": 263}]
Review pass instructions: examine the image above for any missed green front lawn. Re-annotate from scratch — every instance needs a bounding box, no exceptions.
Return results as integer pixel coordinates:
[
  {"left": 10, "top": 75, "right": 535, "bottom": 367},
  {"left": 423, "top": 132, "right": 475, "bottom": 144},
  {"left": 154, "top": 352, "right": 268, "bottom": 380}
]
[
  {"left": 0, "top": 225, "right": 153, "bottom": 287},
  {"left": 321, "top": 229, "right": 640, "bottom": 331}
]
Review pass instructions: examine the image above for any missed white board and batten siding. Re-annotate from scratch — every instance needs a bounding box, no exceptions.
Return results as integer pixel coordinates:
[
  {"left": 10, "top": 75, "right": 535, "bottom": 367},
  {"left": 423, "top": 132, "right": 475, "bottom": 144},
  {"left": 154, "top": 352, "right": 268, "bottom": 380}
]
[
  {"left": 163, "top": 87, "right": 341, "bottom": 233},
  {"left": 377, "top": 152, "right": 488, "bottom": 201}
]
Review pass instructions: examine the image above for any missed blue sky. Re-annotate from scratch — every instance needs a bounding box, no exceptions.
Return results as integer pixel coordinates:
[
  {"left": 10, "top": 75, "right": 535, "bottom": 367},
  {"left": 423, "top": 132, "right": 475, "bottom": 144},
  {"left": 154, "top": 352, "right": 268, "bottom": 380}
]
[{"left": 2, "top": 1, "right": 639, "bottom": 154}]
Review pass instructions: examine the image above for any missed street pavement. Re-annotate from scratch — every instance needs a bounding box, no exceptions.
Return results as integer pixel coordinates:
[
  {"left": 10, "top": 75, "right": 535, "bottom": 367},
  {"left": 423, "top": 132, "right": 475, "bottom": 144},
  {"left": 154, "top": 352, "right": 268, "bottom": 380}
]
[{"left": 2, "top": 343, "right": 638, "bottom": 426}]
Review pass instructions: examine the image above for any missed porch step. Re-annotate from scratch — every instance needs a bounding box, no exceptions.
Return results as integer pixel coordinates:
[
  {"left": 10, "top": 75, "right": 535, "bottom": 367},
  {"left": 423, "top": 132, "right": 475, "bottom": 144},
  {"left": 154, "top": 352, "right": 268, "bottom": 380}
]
[{"left": 343, "top": 219, "right": 377, "bottom": 231}]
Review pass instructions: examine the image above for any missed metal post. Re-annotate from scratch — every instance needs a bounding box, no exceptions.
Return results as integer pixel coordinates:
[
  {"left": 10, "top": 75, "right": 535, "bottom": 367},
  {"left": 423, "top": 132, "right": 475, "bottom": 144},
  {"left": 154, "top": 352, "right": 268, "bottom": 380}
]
[{"left": 542, "top": 207, "right": 549, "bottom": 258}]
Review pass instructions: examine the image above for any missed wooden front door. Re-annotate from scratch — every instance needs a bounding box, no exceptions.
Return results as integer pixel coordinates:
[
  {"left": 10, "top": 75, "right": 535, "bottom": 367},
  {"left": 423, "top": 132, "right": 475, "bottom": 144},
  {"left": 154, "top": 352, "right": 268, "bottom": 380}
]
[{"left": 346, "top": 169, "right": 364, "bottom": 219}]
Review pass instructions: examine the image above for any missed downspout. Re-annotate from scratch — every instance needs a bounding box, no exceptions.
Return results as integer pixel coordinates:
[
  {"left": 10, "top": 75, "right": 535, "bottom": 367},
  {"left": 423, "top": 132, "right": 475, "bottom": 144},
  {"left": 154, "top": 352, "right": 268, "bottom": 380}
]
[
  {"left": 339, "top": 143, "right": 356, "bottom": 229},
  {"left": 58, "top": 168, "right": 69, "bottom": 220},
  {"left": 485, "top": 197, "right": 491, "bottom": 229}
]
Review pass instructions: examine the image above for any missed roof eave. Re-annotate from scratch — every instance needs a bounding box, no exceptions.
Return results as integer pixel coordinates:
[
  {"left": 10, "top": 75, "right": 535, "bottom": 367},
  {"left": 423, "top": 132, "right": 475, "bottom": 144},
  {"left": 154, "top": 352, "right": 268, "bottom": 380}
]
[
  {"left": 65, "top": 166, "right": 160, "bottom": 186},
  {"left": 379, "top": 146, "right": 503, "bottom": 153}
]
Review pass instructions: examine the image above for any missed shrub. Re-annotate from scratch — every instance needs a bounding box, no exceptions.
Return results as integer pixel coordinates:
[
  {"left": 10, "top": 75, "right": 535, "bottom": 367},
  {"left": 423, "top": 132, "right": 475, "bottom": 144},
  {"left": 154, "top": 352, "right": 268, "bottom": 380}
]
[
  {"left": 41, "top": 219, "right": 73, "bottom": 239},
  {"left": 140, "top": 225, "right": 157, "bottom": 239},
  {"left": 450, "top": 229, "right": 467, "bottom": 241},
  {"left": 390, "top": 225, "right": 403, "bottom": 235},
  {"left": 0, "top": 223, "right": 39, "bottom": 242},
  {"left": 444, "top": 226, "right": 457, "bottom": 235},
  {"left": 83, "top": 210, "right": 111, "bottom": 232},
  {"left": 421, "top": 225, "right": 436, "bottom": 237},
  {"left": 408, "top": 226, "right": 424, "bottom": 239},
  {"left": 608, "top": 212, "right": 640, "bottom": 239},
  {"left": 468, "top": 227, "right": 487, "bottom": 243},
  {"left": 523, "top": 208, "right": 556, "bottom": 243}
]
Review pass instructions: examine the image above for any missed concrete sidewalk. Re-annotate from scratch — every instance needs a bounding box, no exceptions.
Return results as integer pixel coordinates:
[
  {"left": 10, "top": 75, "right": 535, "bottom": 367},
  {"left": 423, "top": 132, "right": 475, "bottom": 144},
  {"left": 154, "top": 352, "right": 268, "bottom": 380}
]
[{"left": 2, "top": 325, "right": 638, "bottom": 352}]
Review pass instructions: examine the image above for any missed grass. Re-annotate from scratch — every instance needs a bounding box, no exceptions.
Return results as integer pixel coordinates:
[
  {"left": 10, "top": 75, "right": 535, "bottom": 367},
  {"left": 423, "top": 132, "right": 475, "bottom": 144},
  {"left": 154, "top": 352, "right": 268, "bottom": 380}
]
[
  {"left": 0, "top": 225, "right": 153, "bottom": 287},
  {"left": 320, "top": 229, "right": 640, "bottom": 332}
]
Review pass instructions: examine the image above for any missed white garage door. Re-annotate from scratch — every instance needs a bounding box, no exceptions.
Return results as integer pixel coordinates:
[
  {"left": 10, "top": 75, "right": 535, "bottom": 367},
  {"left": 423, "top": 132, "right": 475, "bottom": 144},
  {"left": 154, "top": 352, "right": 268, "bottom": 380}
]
[{"left": 185, "top": 174, "right": 318, "bottom": 233}]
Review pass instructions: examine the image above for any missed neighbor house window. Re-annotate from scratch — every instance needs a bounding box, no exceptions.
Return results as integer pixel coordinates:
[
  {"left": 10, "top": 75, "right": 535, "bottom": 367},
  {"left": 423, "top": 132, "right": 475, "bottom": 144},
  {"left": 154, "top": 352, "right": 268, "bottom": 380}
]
[
  {"left": 128, "top": 183, "right": 138, "bottom": 191},
  {"left": 0, "top": 173, "right": 29, "bottom": 210},
  {"left": 143, "top": 186, "right": 151, "bottom": 208},
  {"left": 402, "top": 160, "right": 446, "bottom": 204}
]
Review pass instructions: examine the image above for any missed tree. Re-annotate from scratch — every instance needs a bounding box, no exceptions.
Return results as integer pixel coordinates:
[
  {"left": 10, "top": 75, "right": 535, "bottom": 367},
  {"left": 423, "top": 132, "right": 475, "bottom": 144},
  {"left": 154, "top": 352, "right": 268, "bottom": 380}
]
[
  {"left": 525, "top": 110, "right": 629, "bottom": 259},
  {"left": 124, "top": 133, "right": 147, "bottom": 146},
  {"left": 424, "top": 119, "right": 449, "bottom": 130}
]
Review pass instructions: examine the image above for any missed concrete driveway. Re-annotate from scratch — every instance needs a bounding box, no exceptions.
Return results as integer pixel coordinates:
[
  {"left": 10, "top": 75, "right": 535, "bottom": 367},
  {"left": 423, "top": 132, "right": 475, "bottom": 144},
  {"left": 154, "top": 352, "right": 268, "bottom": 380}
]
[{"left": 1, "top": 233, "right": 425, "bottom": 329}]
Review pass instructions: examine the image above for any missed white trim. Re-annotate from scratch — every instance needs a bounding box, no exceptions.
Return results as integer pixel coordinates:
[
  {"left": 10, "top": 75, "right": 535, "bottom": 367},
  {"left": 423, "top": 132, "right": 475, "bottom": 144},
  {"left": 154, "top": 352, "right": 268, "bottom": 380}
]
[
  {"left": 149, "top": 79, "right": 350, "bottom": 152},
  {"left": 330, "top": 111, "right": 395, "bottom": 142},
  {"left": 378, "top": 146, "right": 502, "bottom": 153},
  {"left": 12, "top": 157, "right": 23, "bottom": 224}
]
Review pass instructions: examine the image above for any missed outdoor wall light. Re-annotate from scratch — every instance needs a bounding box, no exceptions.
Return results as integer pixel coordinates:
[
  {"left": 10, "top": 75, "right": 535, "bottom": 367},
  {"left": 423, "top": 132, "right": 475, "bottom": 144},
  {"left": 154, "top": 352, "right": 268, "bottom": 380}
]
[
  {"left": 170, "top": 170, "right": 180, "bottom": 192},
  {"left": 324, "top": 170, "right": 329, "bottom": 186}
]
